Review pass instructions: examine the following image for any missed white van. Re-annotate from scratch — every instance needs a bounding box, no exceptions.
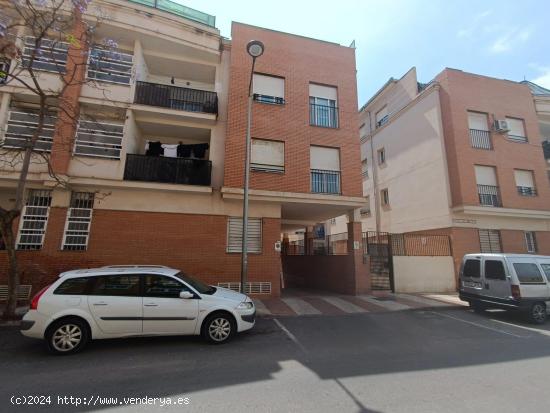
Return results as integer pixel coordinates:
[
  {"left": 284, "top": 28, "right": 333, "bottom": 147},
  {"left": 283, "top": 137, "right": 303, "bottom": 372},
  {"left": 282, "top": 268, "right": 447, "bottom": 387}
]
[{"left": 459, "top": 254, "right": 550, "bottom": 324}]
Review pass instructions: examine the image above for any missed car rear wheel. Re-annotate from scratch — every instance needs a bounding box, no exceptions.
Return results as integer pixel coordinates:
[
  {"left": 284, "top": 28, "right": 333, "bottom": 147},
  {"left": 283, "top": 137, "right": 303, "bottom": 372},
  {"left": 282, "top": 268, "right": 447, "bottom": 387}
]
[
  {"left": 202, "top": 313, "right": 236, "bottom": 344},
  {"left": 528, "top": 302, "right": 547, "bottom": 325},
  {"left": 46, "top": 317, "right": 90, "bottom": 355}
]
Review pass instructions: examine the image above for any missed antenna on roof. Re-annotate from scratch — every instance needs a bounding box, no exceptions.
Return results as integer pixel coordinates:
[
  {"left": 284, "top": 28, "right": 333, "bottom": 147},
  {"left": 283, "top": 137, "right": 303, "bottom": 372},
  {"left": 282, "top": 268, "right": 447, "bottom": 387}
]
[{"left": 349, "top": 40, "right": 356, "bottom": 48}]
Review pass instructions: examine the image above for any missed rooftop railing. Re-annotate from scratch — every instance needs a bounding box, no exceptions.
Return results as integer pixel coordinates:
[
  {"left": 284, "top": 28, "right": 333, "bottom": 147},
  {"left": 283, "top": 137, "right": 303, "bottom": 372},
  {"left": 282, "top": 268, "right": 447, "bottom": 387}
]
[{"left": 127, "top": 0, "right": 216, "bottom": 27}]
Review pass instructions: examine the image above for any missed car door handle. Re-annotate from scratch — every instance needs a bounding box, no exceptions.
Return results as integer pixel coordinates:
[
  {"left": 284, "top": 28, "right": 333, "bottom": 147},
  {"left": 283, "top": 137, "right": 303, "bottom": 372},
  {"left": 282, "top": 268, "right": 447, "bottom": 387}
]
[
  {"left": 144, "top": 303, "right": 158, "bottom": 307},
  {"left": 93, "top": 303, "right": 108, "bottom": 306}
]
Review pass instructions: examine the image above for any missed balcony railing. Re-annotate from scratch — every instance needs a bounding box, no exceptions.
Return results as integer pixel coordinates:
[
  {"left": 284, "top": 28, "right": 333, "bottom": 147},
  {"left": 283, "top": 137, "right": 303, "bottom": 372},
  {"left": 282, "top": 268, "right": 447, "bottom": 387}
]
[
  {"left": 123, "top": 154, "right": 211, "bottom": 186},
  {"left": 478, "top": 184, "right": 502, "bottom": 207},
  {"left": 517, "top": 186, "right": 537, "bottom": 196},
  {"left": 469, "top": 129, "right": 492, "bottom": 150},
  {"left": 127, "top": 0, "right": 216, "bottom": 27},
  {"left": 507, "top": 134, "right": 528, "bottom": 143},
  {"left": 310, "top": 103, "right": 338, "bottom": 128},
  {"left": 134, "top": 81, "right": 218, "bottom": 115},
  {"left": 311, "top": 169, "right": 341, "bottom": 194}
]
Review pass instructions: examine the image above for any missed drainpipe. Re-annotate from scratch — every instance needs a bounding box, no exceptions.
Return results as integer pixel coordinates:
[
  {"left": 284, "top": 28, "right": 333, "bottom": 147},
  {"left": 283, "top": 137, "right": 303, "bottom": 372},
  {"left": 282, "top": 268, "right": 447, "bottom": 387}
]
[{"left": 367, "top": 111, "right": 381, "bottom": 243}]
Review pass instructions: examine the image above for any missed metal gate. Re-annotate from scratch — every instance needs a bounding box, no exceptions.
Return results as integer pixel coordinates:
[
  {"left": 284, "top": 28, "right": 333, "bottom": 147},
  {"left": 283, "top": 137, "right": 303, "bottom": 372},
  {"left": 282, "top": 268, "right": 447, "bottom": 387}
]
[{"left": 363, "top": 231, "right": 394, "bottom": 291}]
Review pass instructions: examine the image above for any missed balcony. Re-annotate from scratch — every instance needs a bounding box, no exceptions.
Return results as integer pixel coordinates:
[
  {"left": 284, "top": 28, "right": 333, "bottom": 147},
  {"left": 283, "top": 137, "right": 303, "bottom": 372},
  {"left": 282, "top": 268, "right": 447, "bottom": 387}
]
[
  {"left": 123, "top": 154, "right": 211, "bottom": 186},
  {"left": 310, "top": 104, "right": 338, "bottom": 128},
  {"left": 134, "top": 81, "right": 218, "bottom": 115},
  {"left": 477, "top": 184, "right": 502, "bottom": 207},
  {"left": 469, "top": 129, "right": 492, "bottom": 150},
  {"left": 127, "top": 0, "right": 216, "bottom": 27},
  {"left": 517, "top": 186, "right": 537, "bottom": 197},
  {"left": 311, "top": 169, "right": 341, "bottom": 194}
]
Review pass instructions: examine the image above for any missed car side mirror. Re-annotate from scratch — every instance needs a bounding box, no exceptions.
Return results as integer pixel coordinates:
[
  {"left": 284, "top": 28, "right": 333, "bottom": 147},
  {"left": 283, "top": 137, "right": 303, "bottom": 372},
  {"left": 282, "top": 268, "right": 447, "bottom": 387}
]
[{"left": 179, "top": 291, "right": 194, "bottom": 299}]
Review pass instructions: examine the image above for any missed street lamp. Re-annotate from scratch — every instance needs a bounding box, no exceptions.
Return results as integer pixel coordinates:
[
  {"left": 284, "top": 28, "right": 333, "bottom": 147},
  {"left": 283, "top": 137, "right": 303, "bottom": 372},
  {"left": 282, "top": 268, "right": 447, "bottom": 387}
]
[{"left": 241, "top": 40, "right": 265, "bottom": 294}]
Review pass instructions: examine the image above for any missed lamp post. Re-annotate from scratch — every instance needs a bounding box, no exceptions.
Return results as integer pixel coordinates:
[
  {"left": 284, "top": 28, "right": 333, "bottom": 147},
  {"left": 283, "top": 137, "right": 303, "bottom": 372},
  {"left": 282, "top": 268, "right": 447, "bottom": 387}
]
[{"left": 241, "top": 40, "right": 265, "bottom": 294}]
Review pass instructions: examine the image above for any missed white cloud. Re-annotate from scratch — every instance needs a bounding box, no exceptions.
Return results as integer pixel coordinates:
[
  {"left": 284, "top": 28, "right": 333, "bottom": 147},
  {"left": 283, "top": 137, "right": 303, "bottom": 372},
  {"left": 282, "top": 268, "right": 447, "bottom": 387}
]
[
  {"left": 531, "top": 65, "right": 550, "bottom": 88},
  {"left": 457, "top": 9, "right": 492, "bottom": 38},
  {"left": 489, "top": 27, "right": 532, "bottom": 53}
]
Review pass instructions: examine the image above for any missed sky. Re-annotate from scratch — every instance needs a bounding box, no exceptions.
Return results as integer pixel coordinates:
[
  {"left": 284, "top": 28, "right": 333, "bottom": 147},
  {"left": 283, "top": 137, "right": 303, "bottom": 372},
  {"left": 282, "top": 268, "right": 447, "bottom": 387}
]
[{"left": 178, "top": 0, "right": 550, "bottom": 107}]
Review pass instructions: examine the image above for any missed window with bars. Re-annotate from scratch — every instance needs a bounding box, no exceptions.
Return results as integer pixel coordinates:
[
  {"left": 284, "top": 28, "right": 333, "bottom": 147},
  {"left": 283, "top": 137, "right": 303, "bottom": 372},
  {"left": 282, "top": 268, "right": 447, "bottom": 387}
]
[
  {"left": 22, "top": 37, "right": 69, "bottom": 73},
  {"left": 525, "top": 231, "right": 537, "bottom": 253},
  {"left": 62, "top": 192, "right": 94, "bottom": 251},
  {"left": 226, "top": 217, "right": 262, "bottom": 254},
  {"left": 74, "top": 118, "right": 124, "bottom": 159},
  {"left": 16, "top": 190, "right": 52, "bottom": 250},
  {"left": 2, "top": 109, "right": 57, "bottom": 152},
  {"left": 478, "top": 229, "right": 502, "bottom": 253},
  {"left": 87, "top": 46, "right": 133, "bottom": 85}
]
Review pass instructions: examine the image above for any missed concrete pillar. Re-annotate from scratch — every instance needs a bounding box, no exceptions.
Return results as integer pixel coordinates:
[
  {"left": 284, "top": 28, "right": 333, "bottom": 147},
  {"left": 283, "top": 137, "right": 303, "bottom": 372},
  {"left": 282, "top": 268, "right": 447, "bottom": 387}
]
[
  {"left": 282, "top": 232, "right": 290, "bottom": 255},
  {"left": 49, "top": 11, "right": 88, "bottom": 175},
  {"left": 347, "top": 210, "right": 370, "bottom": 294},
  {"left": 305, "top": 225, "right": 315, "bottom": 255},
  {"left": 0, "top": 93, "right": 11, "bottom": 141}
]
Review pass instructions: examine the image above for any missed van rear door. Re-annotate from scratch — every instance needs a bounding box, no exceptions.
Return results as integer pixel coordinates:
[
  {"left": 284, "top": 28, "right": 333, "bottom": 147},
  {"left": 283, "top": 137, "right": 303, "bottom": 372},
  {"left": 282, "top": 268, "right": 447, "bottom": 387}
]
[
  {"left": 482, "top": 257, "right": 510, "bottom": 300},
  {"left": 509, "top": 258, "right": 548, "bottom": 302},
  {"left": 461, "top": 257, "right": 482, "bottom": 296}
]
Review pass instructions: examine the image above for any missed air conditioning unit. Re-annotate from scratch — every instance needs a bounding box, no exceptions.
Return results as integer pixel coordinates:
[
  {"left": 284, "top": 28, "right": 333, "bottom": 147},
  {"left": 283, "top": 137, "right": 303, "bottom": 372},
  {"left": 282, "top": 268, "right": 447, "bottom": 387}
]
[{"left": 493, "top": 119, "right": 509, "bottom": 133}]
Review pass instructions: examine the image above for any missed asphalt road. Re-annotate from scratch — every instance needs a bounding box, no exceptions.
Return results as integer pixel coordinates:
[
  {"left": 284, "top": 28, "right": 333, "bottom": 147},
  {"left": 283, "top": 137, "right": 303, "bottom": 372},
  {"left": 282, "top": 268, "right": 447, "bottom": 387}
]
[{"left": 2, "top": 307, "right": 550, "bottom": 413}]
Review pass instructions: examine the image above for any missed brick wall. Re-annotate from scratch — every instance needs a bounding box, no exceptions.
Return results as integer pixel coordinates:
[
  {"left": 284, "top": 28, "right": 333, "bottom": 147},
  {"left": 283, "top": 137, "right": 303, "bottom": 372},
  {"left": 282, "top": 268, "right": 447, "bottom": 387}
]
[
  {"left": 0, "top": 209, "right": 283, "bottom": 297},
  {"left": 224, "top": 23, "right": 362, "bottom": 197}
]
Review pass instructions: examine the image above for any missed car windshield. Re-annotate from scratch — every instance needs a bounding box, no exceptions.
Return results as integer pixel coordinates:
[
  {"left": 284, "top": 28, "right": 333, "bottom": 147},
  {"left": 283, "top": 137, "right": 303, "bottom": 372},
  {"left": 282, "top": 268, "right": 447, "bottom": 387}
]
[{"left": 173, "top": 272, "right": 216, "bottom": 295}]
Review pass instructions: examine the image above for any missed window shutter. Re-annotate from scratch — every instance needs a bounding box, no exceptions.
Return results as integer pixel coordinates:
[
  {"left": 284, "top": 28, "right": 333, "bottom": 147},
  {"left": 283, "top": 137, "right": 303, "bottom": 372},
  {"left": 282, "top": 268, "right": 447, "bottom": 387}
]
[
  {"left": 253, "top": 74, "right": 284, "bottom": 99},
  {"left": 468, "top": 112, "right": 489, "bottom": 131},
  {"left": 251, "top": 139, "right": 284, "bottom": 172},
  {"left": 479, "top": 229, "right": 501, "bottom": 253},
  {"left": 514, "top": 170, "right": 534, "bottom": 188},
  {"left": 474, "top": 165, "right": 497, "bottom": 186},
  {"left": 227, "top": 217, "right": 262, "bottom": 253},
  {"left": 505, "top": 118, "right": 526, "bottom": 137},
  {"left": 309, "top": 84, "right": 337, "bottom": 101},
  {"left": 310, "top": 146, "right": 340, "bottom": 171}
]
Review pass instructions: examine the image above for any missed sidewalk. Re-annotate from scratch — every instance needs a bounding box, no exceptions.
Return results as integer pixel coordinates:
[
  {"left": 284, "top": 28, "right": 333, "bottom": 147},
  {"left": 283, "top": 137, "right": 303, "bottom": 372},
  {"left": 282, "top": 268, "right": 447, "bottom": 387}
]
[{"left": 253, "top": 291, "right": 466, "bottom": 317}]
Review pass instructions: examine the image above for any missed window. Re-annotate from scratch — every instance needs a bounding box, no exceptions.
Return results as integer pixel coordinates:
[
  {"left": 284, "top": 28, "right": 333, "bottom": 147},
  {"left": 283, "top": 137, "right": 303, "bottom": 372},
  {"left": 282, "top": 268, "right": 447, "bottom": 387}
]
[
  {"left": 54, "top": 277, "right": 91, "bottom": 295},
  {"left": 90, "top": 275, "right": 141, "bottom": 296},
  {"left": 62, "top": 192, "right": 94, "bottom": 251},
  {"left": 377, "top": 148, "right": 386, "bottom": 165},
  {"left": 74, "top": 117, "right": 124, "bottom": 159},
  {"left": 310, "top": 146, "right": 341, "bottom": 194},
  {"left": 361, "top": 159, "right": 369, "bottom": 178},
  {"left": 381, "top": 188, "right": 389, "bottom": 206},
  {"left": 143, "top": 275, "right": 188, "bottom": 298},
  {"left": 514, "top": 170, "right": 537, "bottom": 196},
  {"left": 252, "top": 73, "right": 284, "bottom": 104},
  {"left": 375, "top": 106, "right": 388, "bottom": 128},
  {"left": 468, "top": 111, "right": 491, "bottom": 149},
  {"left": 87, "top": 45, "right": 133, "bottom": 85},
  {"left": 478, "top": 229, "right": 502, "bottom": 253},
  {"left": 251, "top": 139, "right": 284, "bottom": 173},
  {"left": 3, "top": 109, "right": 57, "bottom": 152},
  {"left": 22, "top": 36, "right": 69, "bottom": 73},
  {"left": 541, "top": 264, "right": 550, "bottom": 280},
  {"left": 16, "top": 190, "right": 52, "bottom": 250},
  {"left": 525, "top": 231, "right": 537, "bottom": 253},
  {"left": 484, "top": 260, "right": 506, "bottom": 280},
  {"left": 505, "top": 117, "right": 527, "bottom": 143},
  {"left": 309, "top": 84, "right": 338, "bottom": 128},
  {"left": 227, "top": 217, "right": 262, "bottom": 253},
  {"left": 475, "top": 165, "right": 500, "bottom": 207},
  {"left": 513, "top": 263, "right": 544, "bottom": 284},
  {"left": 463, "top": 259, "right": 481, "bottom": 278}
]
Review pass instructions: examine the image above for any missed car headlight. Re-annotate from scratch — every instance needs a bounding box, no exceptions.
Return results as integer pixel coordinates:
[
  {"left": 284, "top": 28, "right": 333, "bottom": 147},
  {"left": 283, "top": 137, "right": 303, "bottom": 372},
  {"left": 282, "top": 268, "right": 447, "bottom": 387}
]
[{"left": 237, "top": 301, "right": 254, "bottom": 310}]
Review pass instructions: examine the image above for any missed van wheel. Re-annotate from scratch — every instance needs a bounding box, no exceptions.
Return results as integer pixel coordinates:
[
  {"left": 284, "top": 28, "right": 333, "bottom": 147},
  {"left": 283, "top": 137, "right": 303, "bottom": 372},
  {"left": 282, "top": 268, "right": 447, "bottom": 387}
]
[
  {"left": 470, "top": 301, "right": 485, "bottom": 313},
  {"left": 45, "top": 317, "right": 90, "bottom": 355},
  {"left": 528, "top": 302, "right": 547, "bottom": 325}
]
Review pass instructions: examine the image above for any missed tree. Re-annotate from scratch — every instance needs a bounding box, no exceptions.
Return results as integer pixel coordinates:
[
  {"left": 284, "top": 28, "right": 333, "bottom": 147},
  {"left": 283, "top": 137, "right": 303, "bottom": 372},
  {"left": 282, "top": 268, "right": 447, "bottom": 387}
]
[{"left": 0, "top": 0, "right": 116, "bottom": 319}]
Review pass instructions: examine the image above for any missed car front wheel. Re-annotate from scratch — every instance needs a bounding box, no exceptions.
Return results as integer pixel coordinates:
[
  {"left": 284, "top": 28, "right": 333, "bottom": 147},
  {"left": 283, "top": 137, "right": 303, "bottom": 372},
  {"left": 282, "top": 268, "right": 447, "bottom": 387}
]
[
  {"left": 202, "top": 313, "right": 236, "bottom": 344},
  {"left": 528, "top": 302, "right": 547, "bottom": 325},
  {"left": 46, "top": 317, "right": 90, "bottom": 355}
]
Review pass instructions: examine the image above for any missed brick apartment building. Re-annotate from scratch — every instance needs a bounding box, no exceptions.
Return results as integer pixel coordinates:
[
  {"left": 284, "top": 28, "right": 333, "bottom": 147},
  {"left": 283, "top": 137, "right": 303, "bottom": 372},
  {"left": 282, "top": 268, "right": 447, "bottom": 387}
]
[
  {"left": 357, "top": 67, "right": 550, "bottom": 281},
  {"left": 0, "top": 1, "right": 366, "bottom": 296}
]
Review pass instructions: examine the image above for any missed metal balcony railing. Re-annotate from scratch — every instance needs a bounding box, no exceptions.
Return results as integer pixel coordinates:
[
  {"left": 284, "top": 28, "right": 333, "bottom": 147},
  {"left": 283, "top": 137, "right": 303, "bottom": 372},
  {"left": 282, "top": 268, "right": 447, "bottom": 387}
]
[
  {"left": 127, "top": 0, "right": 216, "bottom": 27},
  {"left": 309, "top": 103, "right": 338, "bottom": 128},
  {"left": 517, "top": 186, "right": 537, "bottom": 196},
  {"left": 123, "top": 154, "right": 211, "bottom": 186},
  {"left": 477, "top": 184, "right": 502, "bottom": 207},
  {"left": 469, "top": 129, "right": 492, "bottom": 150},
  {"left": 507, "top": 134, "right": 528, "bottom": 143},
  {"left": 311, "top": 169, "right": 341, "bottom": 194},
  {"left": 134, "top": 81, "right": 218, "bottom": 115}
]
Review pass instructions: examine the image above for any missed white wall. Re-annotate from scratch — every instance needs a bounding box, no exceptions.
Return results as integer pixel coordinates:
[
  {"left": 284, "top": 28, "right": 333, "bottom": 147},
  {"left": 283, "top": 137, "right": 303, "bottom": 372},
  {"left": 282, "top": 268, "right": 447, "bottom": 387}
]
[{"left": 393, "top": 256, "right": 456, "bottom": 293}]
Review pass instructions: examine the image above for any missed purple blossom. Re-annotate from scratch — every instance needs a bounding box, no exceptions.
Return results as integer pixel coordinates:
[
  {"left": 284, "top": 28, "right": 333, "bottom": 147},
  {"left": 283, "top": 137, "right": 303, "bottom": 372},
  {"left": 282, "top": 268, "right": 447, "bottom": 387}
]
[{"left": 71, "top": 0, "right": 91, "bottom": 13}]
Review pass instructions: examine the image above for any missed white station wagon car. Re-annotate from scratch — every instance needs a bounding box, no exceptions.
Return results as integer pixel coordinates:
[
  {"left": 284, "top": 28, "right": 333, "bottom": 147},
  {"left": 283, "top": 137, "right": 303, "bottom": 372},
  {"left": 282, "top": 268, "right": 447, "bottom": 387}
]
[{"left": 21, "top": 265, "right": 256, "bottom": 354}]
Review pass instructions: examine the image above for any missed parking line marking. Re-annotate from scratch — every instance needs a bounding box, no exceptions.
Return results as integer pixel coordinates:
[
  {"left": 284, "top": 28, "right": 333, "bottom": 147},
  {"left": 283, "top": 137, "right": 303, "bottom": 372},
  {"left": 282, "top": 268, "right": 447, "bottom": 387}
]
[
  {"left": 274, "top": 318, "right": 308, "bottom": 354},
  {"left": 357, "top": 295, "right": 411, "bottom": 311},
  {"left": 488, "top": 318, "right": 550, "bottom": 337},
  {"left": 430, "top": 311, "right": 525, "bottom": 338},
  {"left": 320, "top": 296, "right": 367, "bottom": 313},
  {"left": 281, "top": 298, "right": 322, "bottom": 315}
]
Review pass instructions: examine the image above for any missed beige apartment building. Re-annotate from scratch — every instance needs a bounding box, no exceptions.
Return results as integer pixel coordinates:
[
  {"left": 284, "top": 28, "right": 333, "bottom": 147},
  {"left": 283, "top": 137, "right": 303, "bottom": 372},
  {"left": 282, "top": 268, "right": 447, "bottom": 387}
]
[{"left": 357, "top": 68, "right": 550, "bottom": 279}]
